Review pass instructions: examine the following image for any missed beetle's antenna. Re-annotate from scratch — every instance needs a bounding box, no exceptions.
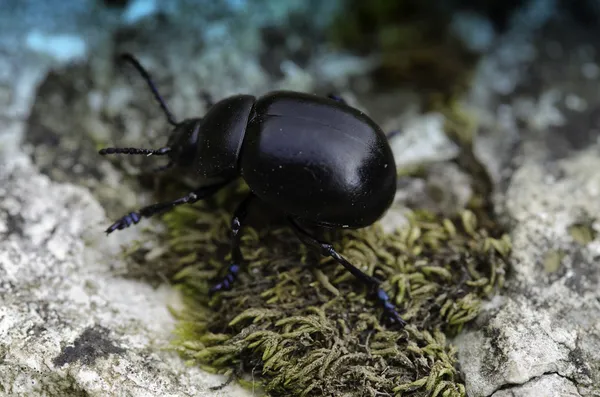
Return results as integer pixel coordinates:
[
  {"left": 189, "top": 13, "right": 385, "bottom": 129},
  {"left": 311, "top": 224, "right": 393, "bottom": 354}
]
[
  {"left": 120, "top": 53, "right": 178, "bottom": 126},
  {"left": 98, "top": 147, "right": 172, "bottom": 156}
]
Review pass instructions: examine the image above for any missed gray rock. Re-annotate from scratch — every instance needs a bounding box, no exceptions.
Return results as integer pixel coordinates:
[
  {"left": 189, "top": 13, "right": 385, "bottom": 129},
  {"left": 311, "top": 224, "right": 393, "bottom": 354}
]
[
  {"left": 492, "top": 373, "right": 581, "bottom": 397},
  {"left": 454, "top": 13, "right": 600, "bottom": 397},
  {"left": 0, "top": 152, "right": 251, "bottom": 396},
  {"left": 387, "top": 112, "right": 461, "bottom": 171}
]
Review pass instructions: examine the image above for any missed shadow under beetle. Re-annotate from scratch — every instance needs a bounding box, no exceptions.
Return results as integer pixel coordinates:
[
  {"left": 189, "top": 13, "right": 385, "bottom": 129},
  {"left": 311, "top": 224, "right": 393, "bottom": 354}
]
[{"left": 99, "top": 53, "right": 405, "bottom": 327}]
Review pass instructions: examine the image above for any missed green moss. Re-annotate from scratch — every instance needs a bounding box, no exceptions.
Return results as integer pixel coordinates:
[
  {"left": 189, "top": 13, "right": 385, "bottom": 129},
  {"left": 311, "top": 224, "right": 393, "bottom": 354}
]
[{"left": 153, "top": 180, "right": 510, "bottom": 396}]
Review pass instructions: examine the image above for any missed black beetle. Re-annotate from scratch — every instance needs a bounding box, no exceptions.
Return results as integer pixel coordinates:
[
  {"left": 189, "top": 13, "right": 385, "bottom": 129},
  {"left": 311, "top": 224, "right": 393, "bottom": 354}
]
[{"left": 99, "top": 54, "right": 405, "bottom": 327}]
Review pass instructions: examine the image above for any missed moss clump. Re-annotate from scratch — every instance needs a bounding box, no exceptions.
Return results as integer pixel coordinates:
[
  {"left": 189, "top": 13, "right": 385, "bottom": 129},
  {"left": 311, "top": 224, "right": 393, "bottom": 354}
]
[{"left": 155, "top": 180, "right": 510, "bottom": 396}]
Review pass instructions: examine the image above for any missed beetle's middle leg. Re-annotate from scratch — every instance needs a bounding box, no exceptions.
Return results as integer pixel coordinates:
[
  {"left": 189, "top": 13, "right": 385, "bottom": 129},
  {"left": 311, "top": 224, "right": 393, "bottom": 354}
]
[
  {"left": 288, "top": 218, "right": 406, "bottom": 328},
  {"left": 104, "top": 180, "right": 231, "bottom": 234},
  {"left": 209, "top": 192, "right": 256, "bottom": 295}
]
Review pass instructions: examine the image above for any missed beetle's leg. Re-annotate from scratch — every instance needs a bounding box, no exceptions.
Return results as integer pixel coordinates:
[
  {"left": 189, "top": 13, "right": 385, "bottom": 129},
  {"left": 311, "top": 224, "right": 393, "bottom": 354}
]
[
  {"left": 209, "top": 192, "right": 256, "bottom": 295},
  {"left": 288, "top": 218, "right": 406, "bottom": 328},
  {"left": 104, "top": 180, "right": 230, "bottom": 234},
  {"left": 327, "top": 93, "right": 347, "bottom": 104}
]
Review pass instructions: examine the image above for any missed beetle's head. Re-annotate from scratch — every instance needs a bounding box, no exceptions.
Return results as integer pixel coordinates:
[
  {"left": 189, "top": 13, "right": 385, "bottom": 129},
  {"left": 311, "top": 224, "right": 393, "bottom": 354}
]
[
  {"left": 97, "top": 53, "right": 208, "bottom": 173},
  {"left": 97, "top": 117, "right": 205, "bottom": 170},
  {"left": 165, "top": 118, "right": 202, "bottom": 167}
]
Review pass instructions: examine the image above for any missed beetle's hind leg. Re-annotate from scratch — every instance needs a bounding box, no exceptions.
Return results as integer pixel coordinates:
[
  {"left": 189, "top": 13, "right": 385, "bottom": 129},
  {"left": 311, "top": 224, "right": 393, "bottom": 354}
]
[
  {"left": 288, "top": 218, "right": 406, "bottom": 328},
  {"left": 209, "top": 192, "right": 256, "bottom": 295},
  {"left": 104, "top": 181, "right": 230, "bottom": 234}
]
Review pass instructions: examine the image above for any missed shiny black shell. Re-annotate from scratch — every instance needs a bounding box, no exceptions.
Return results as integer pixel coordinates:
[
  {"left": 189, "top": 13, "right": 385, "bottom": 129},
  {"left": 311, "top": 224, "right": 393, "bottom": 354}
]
[
  {"left": 195, "top": 94, "right": 255, "bottom": 179},
  {"left": 239, "top": 91, "right": 397, "bottom": 228}
]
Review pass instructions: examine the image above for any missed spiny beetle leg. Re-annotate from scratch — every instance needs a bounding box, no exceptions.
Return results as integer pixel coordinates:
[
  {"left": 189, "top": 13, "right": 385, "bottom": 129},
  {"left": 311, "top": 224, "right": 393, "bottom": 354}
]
[
  {"left": 288, "top": 217, "right": 406, "bottom": 328},
  {"left": 209, "top": 192, "right": 256, "bottom": 295},
  {"left": 105, "top": 181, "right": 230, "bottom": 235}
]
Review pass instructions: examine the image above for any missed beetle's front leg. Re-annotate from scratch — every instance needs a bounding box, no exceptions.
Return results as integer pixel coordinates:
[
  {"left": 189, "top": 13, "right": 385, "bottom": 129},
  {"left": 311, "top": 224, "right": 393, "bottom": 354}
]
[
  {"left": 104, "top": 181, "right": 230, "bottom": 234},
  {"left": 209, "top": 192, "right": 256, "bottom": 295},
  {"left": 288, "top": 218, "right": 406, "bottom": 328}
]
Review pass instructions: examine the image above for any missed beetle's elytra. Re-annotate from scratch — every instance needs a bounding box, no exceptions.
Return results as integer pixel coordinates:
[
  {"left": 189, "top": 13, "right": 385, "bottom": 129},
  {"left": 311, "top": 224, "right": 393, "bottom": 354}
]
[{"left": 99, "top": 53, "right": 404, "bottom": 327}]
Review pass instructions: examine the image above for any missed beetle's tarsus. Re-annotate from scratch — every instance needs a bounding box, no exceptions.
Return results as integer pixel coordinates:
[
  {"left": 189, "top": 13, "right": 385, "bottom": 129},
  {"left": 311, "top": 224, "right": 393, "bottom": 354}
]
[
  {"left": 376, "top": 287, "right": 407, "bottom": 327},
  {"left": 106, "top": 212, "right": 141, "bottom": 234},
  {"left": 288, "top": 217, "right": 406, "bottom": 328},
  {"left": 209, "top": 264, "right": 240, "bottom": 295},
  {"left": 104, "top": 181, "right": 230, "bottom": 234},
  {"left": 209, "top": 193, "right": 255, "bottom": 296}
]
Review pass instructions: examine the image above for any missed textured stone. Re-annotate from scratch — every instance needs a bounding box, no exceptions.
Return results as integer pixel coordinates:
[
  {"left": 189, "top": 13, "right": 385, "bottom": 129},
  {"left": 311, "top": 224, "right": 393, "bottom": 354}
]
[
  {"left": 492, "top": 373, "right": 581, "bottom": 397},
  {"left": 0, "top": 152, "right": 251, "bottom": 396},
  {"left": 388, "top": 112, "right": 461, "bottom": 170},
  {"left": 454, "top": 13, "right": 600, "bottom": 397}
]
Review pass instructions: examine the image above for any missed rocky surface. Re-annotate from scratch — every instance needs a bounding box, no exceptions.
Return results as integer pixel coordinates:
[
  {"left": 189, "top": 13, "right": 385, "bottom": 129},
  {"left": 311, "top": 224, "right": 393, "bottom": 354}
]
[
  {"left": 454, "top": 15, "right": 600, "bottom": 397},
  {"left": 456, "top": 143, "right": 600, "bottom": 397},
  {"left": 0, "top": 152, "right": 251, "bottom": 396}
]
